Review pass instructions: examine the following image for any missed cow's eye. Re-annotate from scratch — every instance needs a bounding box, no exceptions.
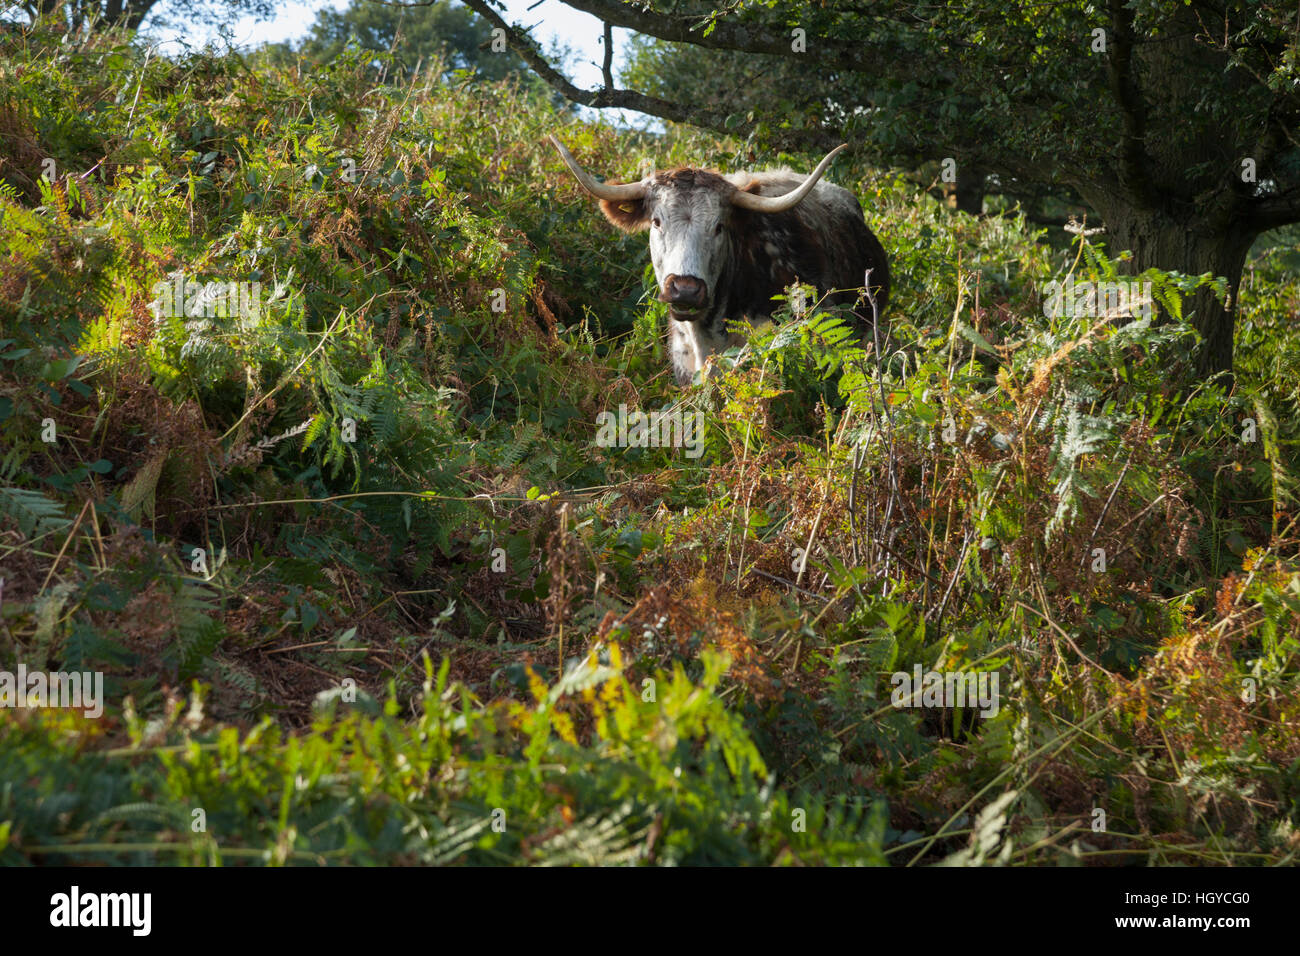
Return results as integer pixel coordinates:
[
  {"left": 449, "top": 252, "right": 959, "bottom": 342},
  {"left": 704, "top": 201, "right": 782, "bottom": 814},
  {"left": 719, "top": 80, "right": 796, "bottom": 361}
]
[
  {"left": 652, "top": 217, "right": 661, "bottom": 229},
  {"left": 714, "top": 223, "right": 723, "bottom": 235}
]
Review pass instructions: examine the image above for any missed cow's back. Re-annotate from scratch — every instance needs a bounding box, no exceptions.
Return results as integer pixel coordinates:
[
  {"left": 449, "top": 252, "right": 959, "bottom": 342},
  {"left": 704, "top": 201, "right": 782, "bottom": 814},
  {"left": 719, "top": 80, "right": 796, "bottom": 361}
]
[{"left": 728, "top": 172, "right": 890, "bottom": 318}]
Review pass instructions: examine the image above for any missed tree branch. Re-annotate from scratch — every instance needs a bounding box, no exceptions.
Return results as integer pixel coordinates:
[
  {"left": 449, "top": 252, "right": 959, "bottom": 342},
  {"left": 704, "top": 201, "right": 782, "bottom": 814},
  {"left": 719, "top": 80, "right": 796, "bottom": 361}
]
[
  {"left": 555, "top": 0, "right": 938, "bottom": 74},
  {"left": 458, "top": 0, "right": 707, "bottom": 121},
  {"left": 1242, "top": 191, "right": 1300, "bottom": 231},
  {"left": 458, "top": 0, "right": 840, "bottom": 151},
  {"left": 600, "top": 19, "right": 613, "bottom": 91}
]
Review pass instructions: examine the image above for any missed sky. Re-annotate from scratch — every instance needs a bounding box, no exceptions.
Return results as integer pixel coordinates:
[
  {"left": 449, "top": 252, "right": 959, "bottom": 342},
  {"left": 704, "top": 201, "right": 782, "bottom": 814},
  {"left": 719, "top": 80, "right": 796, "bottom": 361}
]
[{"left": 142, "top": 0, "right": 644, "bottom": 122}]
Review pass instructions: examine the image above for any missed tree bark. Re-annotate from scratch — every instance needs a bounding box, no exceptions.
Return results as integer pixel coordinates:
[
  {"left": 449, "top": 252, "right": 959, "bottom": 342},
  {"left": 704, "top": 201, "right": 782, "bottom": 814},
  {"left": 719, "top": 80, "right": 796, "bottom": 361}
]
[
  {"left": 1085, "top": 198, "right": 1257, "bottom": 380},
  {"left": 954, "top": 166, "right": 986, "bottom": 217},
  {"left": 125, "top": 1, "right": 154, "bottom": 30}
]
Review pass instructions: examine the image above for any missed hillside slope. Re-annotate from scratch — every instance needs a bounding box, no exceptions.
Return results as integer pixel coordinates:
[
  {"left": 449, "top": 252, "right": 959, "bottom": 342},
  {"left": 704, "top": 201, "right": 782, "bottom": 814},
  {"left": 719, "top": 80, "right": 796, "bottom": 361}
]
[{"left": 1, "top": 24, "right": 1298, "bottom": 865}]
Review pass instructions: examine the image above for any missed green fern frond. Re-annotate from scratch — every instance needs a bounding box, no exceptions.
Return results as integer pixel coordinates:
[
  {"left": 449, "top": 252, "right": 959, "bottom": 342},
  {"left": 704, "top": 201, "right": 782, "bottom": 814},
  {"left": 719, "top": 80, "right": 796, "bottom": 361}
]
[{"left": 0, "top": 486, "right": 71, "bottom": 538}]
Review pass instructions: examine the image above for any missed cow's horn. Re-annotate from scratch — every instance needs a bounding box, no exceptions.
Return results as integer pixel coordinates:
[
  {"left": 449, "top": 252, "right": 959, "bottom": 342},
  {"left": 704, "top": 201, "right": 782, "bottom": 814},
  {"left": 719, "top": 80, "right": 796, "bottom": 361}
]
[
  {"left": 548, "top": 134, "right": 648, "bottom": 201},
  {"left": 731, "top": 144, "right": 849, "bottom": 213}
]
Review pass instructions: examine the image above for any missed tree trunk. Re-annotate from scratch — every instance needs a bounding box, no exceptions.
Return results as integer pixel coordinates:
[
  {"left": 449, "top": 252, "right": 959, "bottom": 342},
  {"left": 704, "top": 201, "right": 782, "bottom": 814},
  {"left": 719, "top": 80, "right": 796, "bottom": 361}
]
[
  {"left": 1084, "top": 201, "right": 1257, "bottom": 380},
  {"left": 954, "top": 165, "right": 986, "bottom": 217},
  {"left": 125, "top": 2, "right": 153, "bottom": 31}
]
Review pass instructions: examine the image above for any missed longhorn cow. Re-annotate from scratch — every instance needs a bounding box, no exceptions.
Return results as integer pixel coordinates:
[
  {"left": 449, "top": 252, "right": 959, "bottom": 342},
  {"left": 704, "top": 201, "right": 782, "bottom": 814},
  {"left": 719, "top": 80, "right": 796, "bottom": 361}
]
[{"left": 549, "top": 135, "right": 890, "bottom": 386}]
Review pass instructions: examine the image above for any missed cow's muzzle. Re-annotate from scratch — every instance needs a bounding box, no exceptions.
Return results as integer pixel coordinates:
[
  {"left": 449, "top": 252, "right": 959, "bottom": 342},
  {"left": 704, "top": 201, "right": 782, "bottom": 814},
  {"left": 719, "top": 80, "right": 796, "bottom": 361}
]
[{"left": 661, "top": 274, "right": 709, "bottom": 320}]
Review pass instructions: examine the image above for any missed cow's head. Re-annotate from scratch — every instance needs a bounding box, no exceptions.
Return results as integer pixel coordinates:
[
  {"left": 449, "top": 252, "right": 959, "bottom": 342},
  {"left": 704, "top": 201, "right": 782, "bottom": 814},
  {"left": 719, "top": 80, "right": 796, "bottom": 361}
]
[{"left": 549, "top": 135, "right": 845, "bottom": 323}]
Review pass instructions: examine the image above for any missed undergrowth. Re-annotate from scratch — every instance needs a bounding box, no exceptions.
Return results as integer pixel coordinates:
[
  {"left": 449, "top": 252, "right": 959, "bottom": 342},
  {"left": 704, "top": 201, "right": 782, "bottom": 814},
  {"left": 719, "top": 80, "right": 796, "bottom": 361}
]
[{"left": 1, "top": 21, "right": 1298, "bottom": 865}]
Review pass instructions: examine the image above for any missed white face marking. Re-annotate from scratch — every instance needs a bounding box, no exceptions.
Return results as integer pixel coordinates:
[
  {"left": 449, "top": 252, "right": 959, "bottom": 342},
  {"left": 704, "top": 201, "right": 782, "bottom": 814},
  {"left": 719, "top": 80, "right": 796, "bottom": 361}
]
[{"left": 645, "top": 185, "right": 729, "bottom": 307}]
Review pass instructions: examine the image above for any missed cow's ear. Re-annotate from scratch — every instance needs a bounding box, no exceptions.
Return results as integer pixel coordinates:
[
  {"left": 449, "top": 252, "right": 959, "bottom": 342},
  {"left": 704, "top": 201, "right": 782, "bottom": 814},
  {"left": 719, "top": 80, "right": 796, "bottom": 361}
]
[
  {"left": 736, "top": 180, "right": 764, "bottom": 206},
  {"left": 730, "top": 181, "right": 765, "bottom": 222},
  {"left": 599, "top": 193, "right": 650, "bottom": 232}
]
